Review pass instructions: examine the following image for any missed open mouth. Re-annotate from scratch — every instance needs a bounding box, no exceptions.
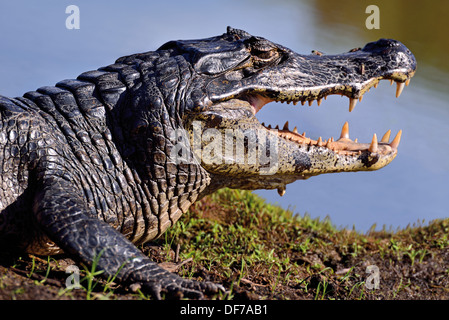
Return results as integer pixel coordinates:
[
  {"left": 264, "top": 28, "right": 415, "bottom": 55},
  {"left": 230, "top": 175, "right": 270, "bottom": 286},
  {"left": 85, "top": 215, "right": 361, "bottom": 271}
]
[{"left": 240, "top": 76, "right": 412, "bottom": 156}]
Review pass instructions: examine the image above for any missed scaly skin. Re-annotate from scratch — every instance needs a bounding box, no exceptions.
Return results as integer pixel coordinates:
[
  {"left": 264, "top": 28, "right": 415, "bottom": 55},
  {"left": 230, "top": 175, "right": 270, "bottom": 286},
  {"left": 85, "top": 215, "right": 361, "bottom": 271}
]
[{"left": 0, "top": 27, "right": 416, "bottom": 299}]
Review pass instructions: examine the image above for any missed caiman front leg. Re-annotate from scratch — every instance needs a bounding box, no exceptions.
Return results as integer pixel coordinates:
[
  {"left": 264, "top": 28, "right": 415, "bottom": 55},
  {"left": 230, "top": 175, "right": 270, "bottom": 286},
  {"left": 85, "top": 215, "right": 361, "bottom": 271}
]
[{"left": 33, "top": 175, "right": 224, "bottom": 299}]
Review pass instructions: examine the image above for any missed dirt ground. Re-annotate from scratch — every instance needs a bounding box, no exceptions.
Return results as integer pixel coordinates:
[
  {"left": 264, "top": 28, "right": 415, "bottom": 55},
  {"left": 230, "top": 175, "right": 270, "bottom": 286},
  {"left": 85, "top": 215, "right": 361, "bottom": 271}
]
[
  {"left": 0, "top": 243, "right": 448, "bottom": 300},
  {"left": 0, "top": 190, "right": 448, "bottom": 301}
]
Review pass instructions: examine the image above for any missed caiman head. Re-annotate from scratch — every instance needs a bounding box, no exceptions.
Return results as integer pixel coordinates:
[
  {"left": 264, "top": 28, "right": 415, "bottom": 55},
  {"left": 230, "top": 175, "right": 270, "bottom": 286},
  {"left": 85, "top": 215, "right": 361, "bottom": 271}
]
[{"left": 160, "top": 27, "right": 416, "bottom": 195}]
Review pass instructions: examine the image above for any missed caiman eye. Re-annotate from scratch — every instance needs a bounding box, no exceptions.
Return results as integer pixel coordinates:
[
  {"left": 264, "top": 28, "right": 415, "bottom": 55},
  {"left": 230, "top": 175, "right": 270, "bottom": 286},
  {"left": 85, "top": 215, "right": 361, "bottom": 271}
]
[
  {"left": 246, "top": 37, "right": 280, "bottom": 65},
  {"left": 252, "top": 48, "right": 278, "bottom": 60}
]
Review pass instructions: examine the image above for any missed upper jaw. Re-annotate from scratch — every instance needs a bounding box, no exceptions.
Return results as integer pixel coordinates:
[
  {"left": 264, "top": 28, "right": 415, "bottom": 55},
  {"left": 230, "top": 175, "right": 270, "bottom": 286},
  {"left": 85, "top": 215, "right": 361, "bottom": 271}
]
[{"left": 208, "top": 37, "right": 416, "bottom": 114}]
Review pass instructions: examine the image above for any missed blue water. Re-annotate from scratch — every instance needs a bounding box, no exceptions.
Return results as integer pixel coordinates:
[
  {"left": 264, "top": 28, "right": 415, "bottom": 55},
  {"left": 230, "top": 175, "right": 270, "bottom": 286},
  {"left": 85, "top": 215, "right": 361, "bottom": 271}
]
[{"left": 1, "top": 0, "right": 448, "bottom": 232}]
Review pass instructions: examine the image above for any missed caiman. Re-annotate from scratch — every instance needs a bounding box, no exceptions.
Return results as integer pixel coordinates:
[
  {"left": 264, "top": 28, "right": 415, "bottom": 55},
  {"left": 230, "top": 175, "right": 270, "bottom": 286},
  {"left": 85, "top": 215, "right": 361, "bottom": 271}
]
[{"left": 0, "top": 27, "right": 416, "bottom": 299}]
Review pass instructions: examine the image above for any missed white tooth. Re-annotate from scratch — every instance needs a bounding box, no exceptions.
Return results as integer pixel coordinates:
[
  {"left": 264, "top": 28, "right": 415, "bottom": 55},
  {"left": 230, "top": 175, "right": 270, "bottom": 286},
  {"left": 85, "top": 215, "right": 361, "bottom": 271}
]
[
  {"left": 368, "top": 133, "right": 378, "bottom": 153},
  {"left": 349, "top": 98, "right": 357, "bottom": 112},
  {"left": 390, "top": 130, "right": 402, "bottom": 149},
  {"left": 277, "top": 185, "right": 286, "bottom": 197},
  {"left": 381, "top": 130, "right": 391, "bottom": 143},
  {"left": 396, "top": 82, "right": 405, "bottom": 98},
  {"left": 340, "top": 122, "right": 349, "bottom": 139}
]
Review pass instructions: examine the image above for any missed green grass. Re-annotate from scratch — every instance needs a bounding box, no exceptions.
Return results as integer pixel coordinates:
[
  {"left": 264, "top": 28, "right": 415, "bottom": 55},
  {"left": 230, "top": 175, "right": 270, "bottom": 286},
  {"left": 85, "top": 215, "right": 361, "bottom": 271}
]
[
  {"left": 1, "top": 187, "right": 448, "bottom": 300},
  {"left": 155, "top": 188, "right": 449, "bottom": 299}
]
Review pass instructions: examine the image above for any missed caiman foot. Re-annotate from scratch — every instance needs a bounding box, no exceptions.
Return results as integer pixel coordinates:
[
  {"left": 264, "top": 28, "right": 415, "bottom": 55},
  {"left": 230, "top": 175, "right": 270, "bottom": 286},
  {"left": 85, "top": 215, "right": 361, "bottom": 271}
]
[{"left": 131, "top": 272, "right": 226, "bottom": 300}]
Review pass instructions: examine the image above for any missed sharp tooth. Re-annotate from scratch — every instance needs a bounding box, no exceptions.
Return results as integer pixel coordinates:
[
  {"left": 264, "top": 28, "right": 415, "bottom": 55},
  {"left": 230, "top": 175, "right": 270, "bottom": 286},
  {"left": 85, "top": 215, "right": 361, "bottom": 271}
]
[
  {"left": 330, "top": 137, "right": 334, "bottom": 142},
  {"left": 354, "top": 138, "right": 358, "bottom": 143},
  {"left": 325, "top": 139, "right": 332, "bottom": 148},
  {"left": 302, "top": 132, "right": 306, "bottom": 136},
  {"left": 390, "top": 79, "right": 394, "bottom": 85},
  {"left": 277, "top": 185, "right": 286, "bottom": 197},
  {"left": 406, "top": 79, "right": 411, "bottom": 86},
  {"left": 317, "top": 98, "right": 322, "bottom": 106},
  {"left": 293, "top": 101, "right": 298, "bottom": 106},
  {"left": 359, "top": 95, "right": 363, "bottom": 102},
  {"left": 390, "top": 130, "right": 402, "bottom": 149},
  {"left": 301, "top": 101, "right": 305, "bottom": 106},
  {"left": 381, "top": 129, "right": 391, "bottom": 143},
  {"left": 283, "top": 121, "right": 289, "bottom": 130},
  {"left": 396, "top": 82, "right": 405, "bottom": 98},
  {"left": 368, "top": 133, "right": 378, "bottom": 153},
  {"left": 275, "top": 125, "right": 279, "bottom": 129},
  {"left": 317, "top": 137, "right": 323, "bottom": 146},
  {"left": 308, "top": 100, "right": 313, "bottom": 106},
  {"left": 287, "top": 100, "right": 291, "bottom": 104},
  {"left": 293, "top": 126, "right": 298, "bottom": 133},
  {"left": 349, "top": 98, "right": 357, "bottom": 112},
  {"left": 340, "top": 121, "right": 350, "bottom": 139},
  {"left": 267, "top": 124, "right": 272, "bottom": 129}
]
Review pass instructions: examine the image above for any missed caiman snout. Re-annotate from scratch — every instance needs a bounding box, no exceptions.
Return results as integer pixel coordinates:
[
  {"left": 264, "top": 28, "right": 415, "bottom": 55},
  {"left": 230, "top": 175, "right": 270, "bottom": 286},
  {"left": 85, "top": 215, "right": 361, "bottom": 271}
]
[{"left": 363, "top": 38, "right": 411, "bottom": 54}]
